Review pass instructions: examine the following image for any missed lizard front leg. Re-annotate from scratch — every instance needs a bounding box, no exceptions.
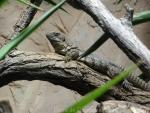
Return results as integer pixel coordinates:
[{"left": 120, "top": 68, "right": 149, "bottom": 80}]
[
  {"left": 64, "top": 48, "right": 80, "bottom": 62},
  {"left": 65, "top": 47, "right": 79, "bottom": 62}
]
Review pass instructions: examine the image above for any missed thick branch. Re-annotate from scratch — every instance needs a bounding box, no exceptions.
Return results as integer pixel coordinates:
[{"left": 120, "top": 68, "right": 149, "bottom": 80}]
[
  {"left": 0, "top": 51, "right": 150, "bottom": 106},
  {"left": 71, "top": 0, "right": 150, "bottom": 79}
]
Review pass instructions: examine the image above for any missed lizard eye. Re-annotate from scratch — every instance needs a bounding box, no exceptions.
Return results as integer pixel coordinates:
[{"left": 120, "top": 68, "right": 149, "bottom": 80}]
[{"left": 57, "top": 34, "right": 65, "bottom": 42}]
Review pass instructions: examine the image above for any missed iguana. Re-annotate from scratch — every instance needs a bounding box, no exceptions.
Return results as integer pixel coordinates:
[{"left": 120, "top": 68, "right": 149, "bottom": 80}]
[
  {"left": 46, "top": 32, "right": 80, "bottom": 61},
  {"left": 46, "top": 32, "right": 150, "bottom": 91}
]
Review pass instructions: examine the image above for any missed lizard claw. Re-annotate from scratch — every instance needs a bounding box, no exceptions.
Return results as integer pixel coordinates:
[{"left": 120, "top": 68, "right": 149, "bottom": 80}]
[{"left": 122, "top": 80, "right": 134, "bottom": 94}]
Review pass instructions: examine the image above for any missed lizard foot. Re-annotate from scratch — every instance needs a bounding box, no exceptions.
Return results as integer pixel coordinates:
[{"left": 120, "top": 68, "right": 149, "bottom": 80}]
[{"left": 122, "top": 80, "right": 134, "bottom": 94}]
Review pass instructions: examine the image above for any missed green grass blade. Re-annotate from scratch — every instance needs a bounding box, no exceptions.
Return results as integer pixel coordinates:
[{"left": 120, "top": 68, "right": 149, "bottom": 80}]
[
  {"left": 17, "top": 0, "right": 44, "bottom": 11},
  {"left": 0, "top": 0, "right": 67, "bottom": 60},
  {"left": 79, "top": 33, "right": 109, "bottom": 59},
  {"left": 62, "top": 64, "right": 137, "bottom": 113},
  {"left": 132, "top": 10, "right": 150, "bottom": 25},
  {"left": 45, "top": 0, "right": 69, "bottom": 14}
]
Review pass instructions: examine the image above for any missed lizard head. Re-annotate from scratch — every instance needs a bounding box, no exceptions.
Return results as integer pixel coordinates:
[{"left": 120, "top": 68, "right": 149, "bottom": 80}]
[
  {"left": 46, "top": 32, "right": 67, "bottom": 55},
  {"left": 46, "top": 32, "right": 65, "bottom": 43}
]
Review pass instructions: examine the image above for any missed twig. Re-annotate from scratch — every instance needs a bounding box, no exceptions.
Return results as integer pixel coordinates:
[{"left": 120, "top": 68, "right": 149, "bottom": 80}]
[{"left": 11, "top": 0, "right": 43, "bottom": 39}]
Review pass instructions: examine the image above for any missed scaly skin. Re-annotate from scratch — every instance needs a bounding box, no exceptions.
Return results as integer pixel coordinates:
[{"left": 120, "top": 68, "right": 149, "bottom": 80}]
[
  {"left": 46, "top": 32, "right": 80, "bottom": 61},
  {"left": 46, "top": 32, "right": 150, "bottom": 91}
]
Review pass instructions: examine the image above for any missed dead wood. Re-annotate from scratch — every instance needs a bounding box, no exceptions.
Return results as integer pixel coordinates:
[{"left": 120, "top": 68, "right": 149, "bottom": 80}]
[
  {"left": 0, "top": 51, "right": 149, "bottom": 107},
  {"left": 11, "top": 0, "right": 43, "bottom": 39}
]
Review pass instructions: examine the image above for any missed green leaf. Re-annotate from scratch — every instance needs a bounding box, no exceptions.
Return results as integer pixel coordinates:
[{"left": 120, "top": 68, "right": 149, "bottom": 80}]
[
  {"left": 0, "top": 0, "right": 67, "bottom": 60},
  {"left": 62, "top": 64, "right": 137, "bottom": 113},
  {"left": 17, "top": 0, "right": 44, "bottom": 11},
  {"left": 45, "top": 0, "right": 70, "bottom": 14},
  {"left": 132, "top": 10, "right": 150, "bottom": 25}
]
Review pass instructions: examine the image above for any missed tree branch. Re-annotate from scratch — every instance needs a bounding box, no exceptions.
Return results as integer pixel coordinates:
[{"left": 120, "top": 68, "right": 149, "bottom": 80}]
[
  {"left": 70, "top": 0, "right": 150, "bottom": 79},
  {"left": 0, "top": 51, "right": 149, "bottom": 107}
]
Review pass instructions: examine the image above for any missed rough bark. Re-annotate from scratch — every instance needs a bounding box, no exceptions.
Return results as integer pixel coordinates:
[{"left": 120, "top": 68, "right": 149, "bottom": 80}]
[
  {"left": 70, "top": 0, "right": 150, "bottom": 79},
  {"left": 0, "top": 51, "right": 150, "bottom": 107},
  {"left": 96, "top": 100, "right": 150, "bottom": 113}
]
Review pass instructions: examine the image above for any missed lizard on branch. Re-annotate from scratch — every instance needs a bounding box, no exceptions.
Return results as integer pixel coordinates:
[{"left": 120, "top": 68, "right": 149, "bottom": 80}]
[{"left": 46, "top": 32, "right": 150, "bottom": 91}]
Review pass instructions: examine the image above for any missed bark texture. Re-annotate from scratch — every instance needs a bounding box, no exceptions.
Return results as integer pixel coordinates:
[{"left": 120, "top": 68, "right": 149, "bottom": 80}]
[
  {"left": 96, "top": 100, "right": 150, "bottom": 113},
  {"left": 0, "top": 51, "right": 149, "bottom": 107}
]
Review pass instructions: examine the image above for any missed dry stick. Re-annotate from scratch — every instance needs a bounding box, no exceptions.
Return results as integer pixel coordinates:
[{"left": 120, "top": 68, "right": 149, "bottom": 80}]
[
  {"left": 71, "top": 0, "right": 150, "bottom": 79},
  {"left": 11, "top": 0, "right": 43, "bottom": 39},
  {"left": 0, "top": 51, "right": 150, "bottom": 106}
]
